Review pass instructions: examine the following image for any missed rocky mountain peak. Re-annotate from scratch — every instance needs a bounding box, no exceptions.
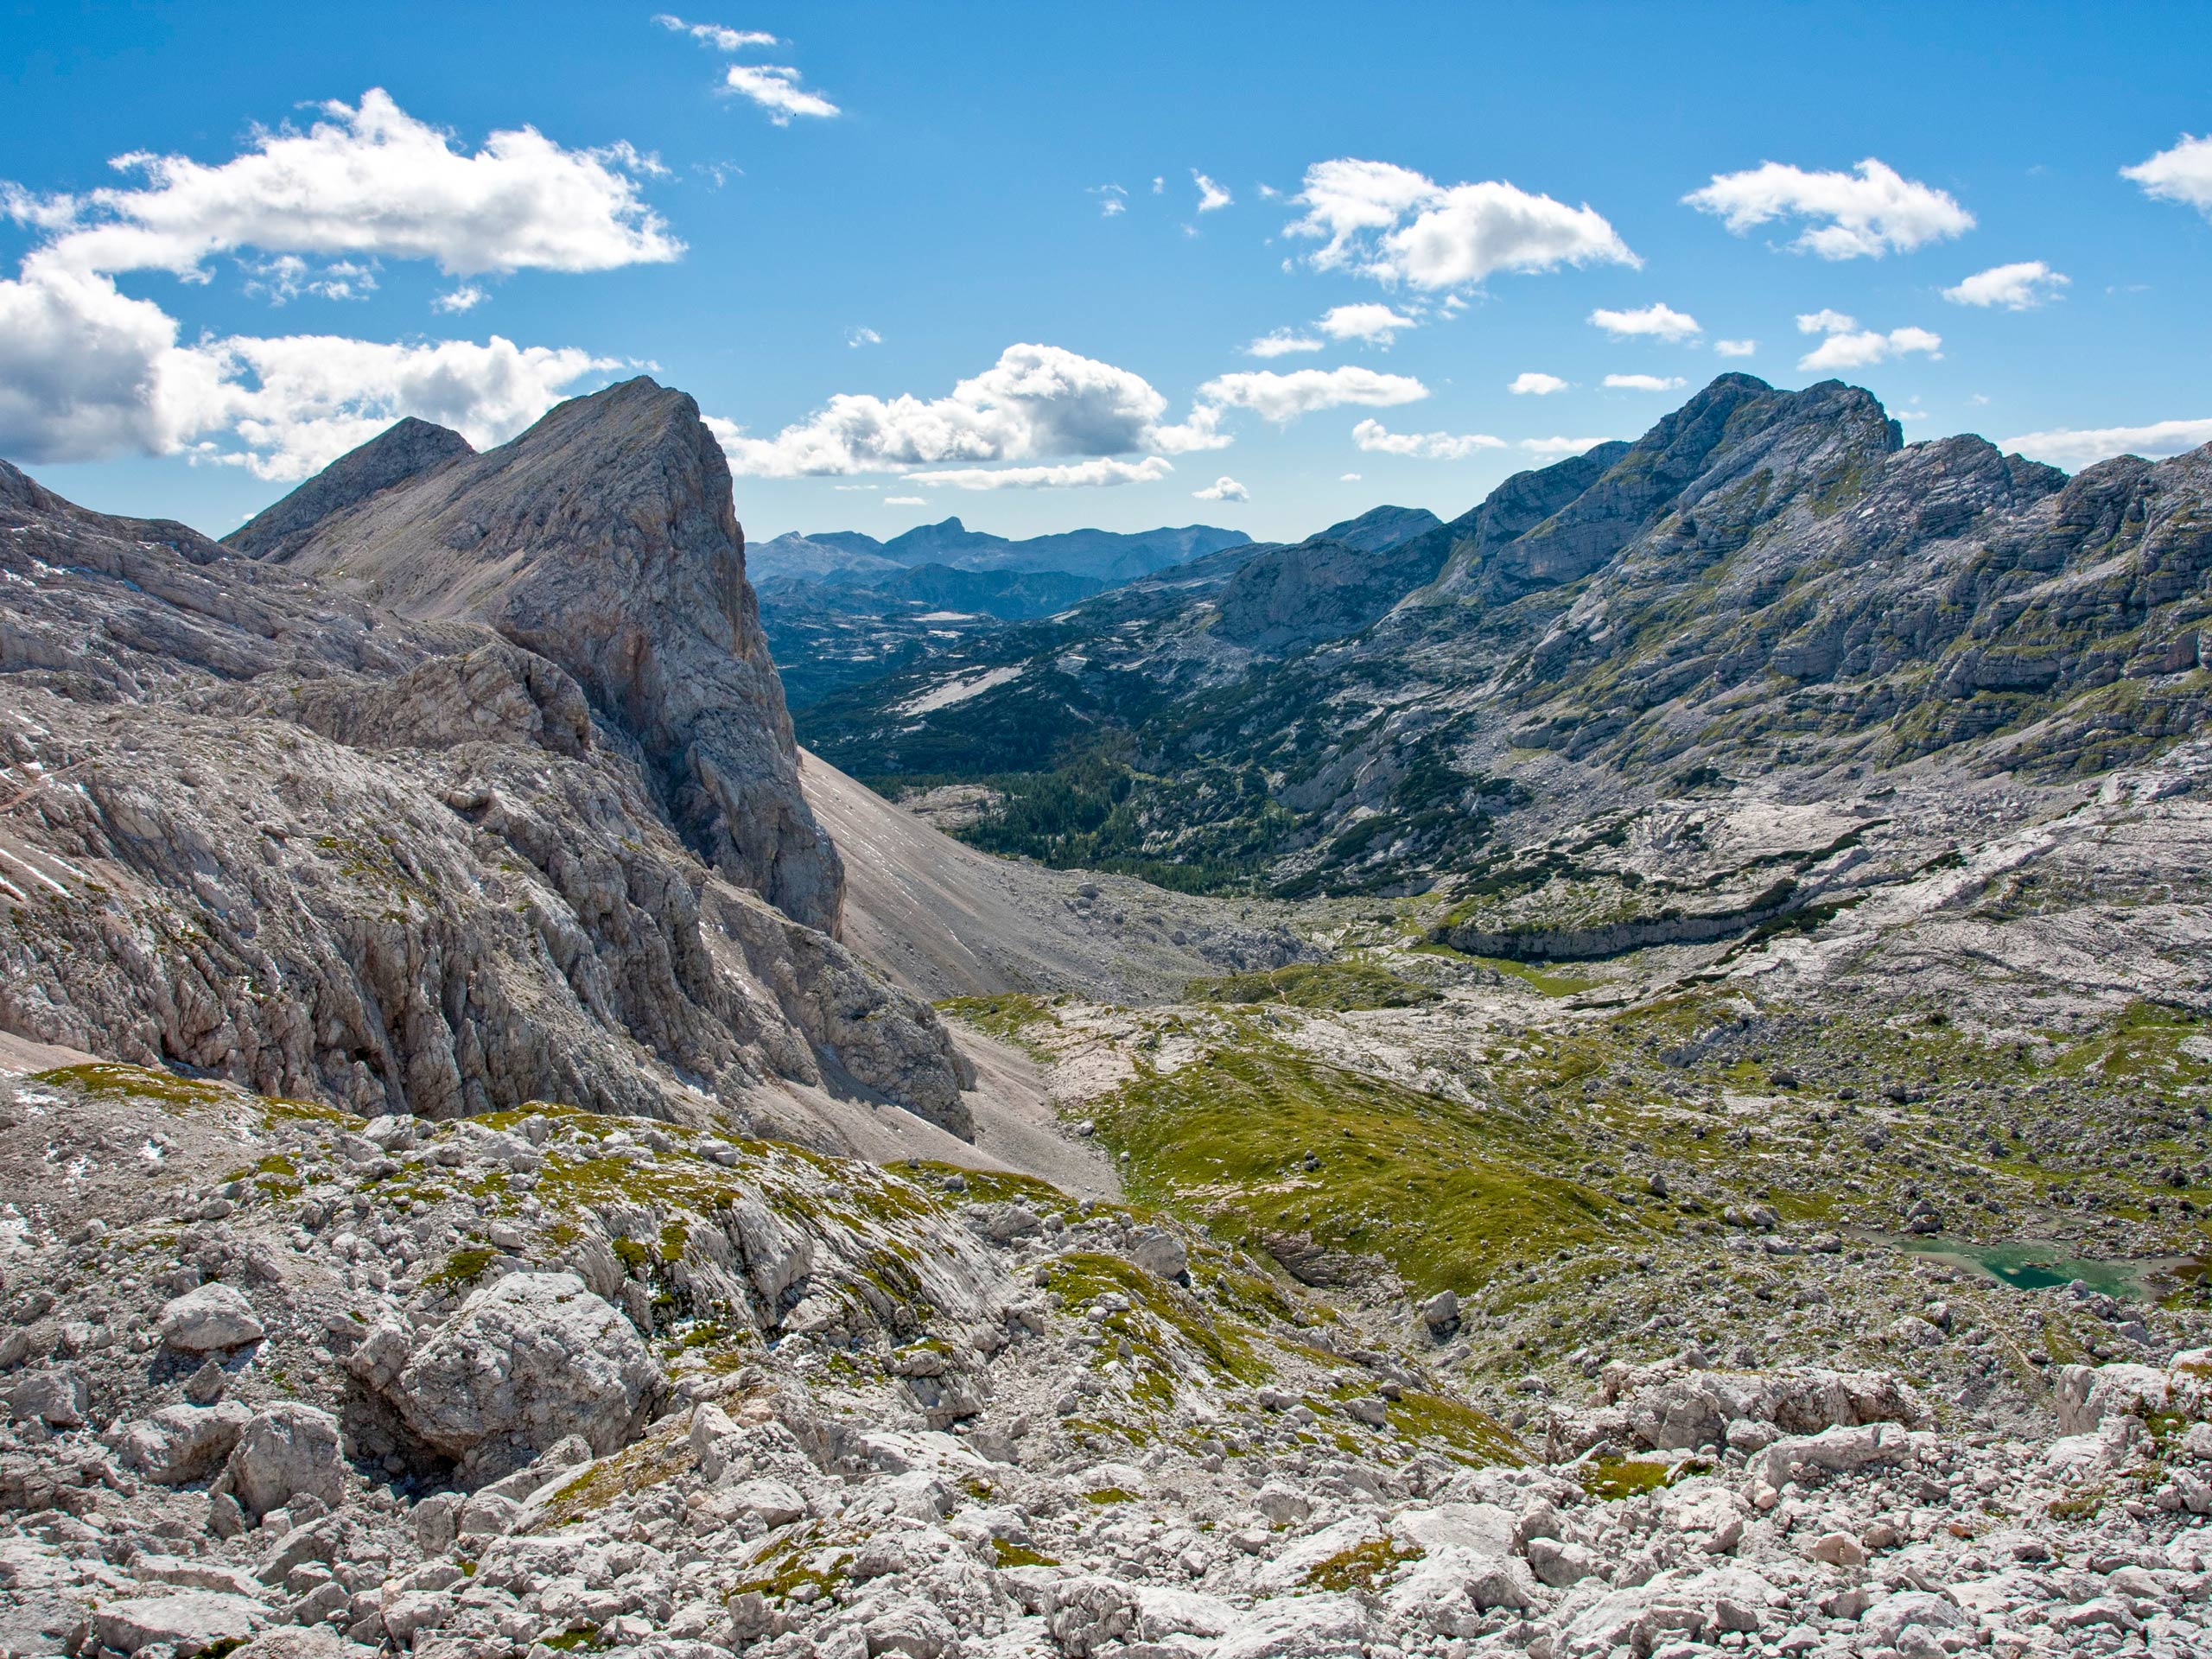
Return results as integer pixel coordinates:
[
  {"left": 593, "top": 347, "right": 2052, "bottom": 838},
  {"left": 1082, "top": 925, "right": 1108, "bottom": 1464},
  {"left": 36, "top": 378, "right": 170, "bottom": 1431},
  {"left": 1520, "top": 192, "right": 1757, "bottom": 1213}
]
[
  {"left": 1416, "top": 375, "right": 1905, "bottom": 609},
  {"left": 226, "top": 415, "right": 474, "bottom": 563},
  {"left": 1314, "top": 504, "right": 1444, "bottom": 554},
  {"left": 236, "top": 377, "right": 844, "bottom": 933}
]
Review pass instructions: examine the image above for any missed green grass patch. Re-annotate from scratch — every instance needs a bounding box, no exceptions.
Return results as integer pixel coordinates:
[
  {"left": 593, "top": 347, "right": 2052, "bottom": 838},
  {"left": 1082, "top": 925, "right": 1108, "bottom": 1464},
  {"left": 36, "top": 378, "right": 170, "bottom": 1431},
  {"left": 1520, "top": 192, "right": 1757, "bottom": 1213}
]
[
  {"left": 936, "top": 994, "right": 1063, "bottom": 1052},
  {"left": 426, "top": 1246, "right": 498, "bottom": 1288},
  {"left": 1385, "top": 1389, "right": 1526, "bottom": 1465},
  {"left": 1306, "top": 1535, "right": 1422, "bottom": 1592},
  {"left": 1091, "top": 1036, "right": 1626, "bottom": 1294},
  {"left": 1582, "top": 1455, "right": 1685, "bottom": 1500},
  {"left": 1474, "top": 956, "right": 1605, "bottom": 998},
  {"left": 30, "top": 1062, "right": 233, "bottom": 1110},
  {"left": 1040, "top": 1249, "right": 1274, "bottom": 1389},
  {"left": 1185, "top": 960, "right": 1438, "bottom": 1012},
  {"left": 537, "top": 1429, "right": 691, "bottom": 1529}
]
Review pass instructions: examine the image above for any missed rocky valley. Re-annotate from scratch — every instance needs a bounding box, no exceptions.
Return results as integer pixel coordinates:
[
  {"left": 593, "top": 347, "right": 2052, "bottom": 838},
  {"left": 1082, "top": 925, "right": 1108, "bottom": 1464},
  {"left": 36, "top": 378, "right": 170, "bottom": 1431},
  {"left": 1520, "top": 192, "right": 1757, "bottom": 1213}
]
[{"left": 4, "top": 373, "right": 2212, "bottom": 1659}]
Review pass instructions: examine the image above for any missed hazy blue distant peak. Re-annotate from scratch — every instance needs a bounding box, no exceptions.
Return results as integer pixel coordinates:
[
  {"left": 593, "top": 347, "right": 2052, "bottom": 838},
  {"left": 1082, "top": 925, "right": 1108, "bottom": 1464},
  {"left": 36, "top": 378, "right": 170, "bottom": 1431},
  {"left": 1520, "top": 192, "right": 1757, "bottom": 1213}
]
[{"left": 774, "top": 518, "right": 1250, "bottom": 583}]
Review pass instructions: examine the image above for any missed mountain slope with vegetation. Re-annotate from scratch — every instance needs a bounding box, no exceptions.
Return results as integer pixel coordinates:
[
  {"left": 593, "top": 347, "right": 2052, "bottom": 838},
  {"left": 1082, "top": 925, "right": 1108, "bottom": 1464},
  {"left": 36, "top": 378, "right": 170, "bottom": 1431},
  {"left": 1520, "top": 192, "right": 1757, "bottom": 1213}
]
[{"left": 801, "top": 375, "right": 2212, "bottom": 914}]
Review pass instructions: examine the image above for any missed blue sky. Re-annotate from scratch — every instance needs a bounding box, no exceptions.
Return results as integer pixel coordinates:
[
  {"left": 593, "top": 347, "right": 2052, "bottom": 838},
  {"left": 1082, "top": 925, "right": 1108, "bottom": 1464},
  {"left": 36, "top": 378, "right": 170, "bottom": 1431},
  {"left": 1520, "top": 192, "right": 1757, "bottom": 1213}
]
[{"left": 4, "top": 0, "right": 2209, "bottom": 544}]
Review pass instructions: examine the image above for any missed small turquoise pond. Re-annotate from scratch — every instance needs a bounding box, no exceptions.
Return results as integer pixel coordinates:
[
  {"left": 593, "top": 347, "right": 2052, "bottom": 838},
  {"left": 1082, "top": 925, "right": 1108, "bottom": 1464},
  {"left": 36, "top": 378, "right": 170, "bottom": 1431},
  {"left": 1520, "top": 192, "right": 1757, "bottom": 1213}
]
[{"left": 1895, "top": 1237, "right": 2172, "bottom": 1299}]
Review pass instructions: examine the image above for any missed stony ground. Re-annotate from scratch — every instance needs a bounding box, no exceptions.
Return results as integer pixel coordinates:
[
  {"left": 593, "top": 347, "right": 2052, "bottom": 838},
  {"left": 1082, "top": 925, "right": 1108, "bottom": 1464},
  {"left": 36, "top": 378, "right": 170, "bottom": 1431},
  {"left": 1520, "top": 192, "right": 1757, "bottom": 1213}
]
[
  {"left": 10, "top": 742, "right": 2212, "bottom": 1659},
  {"left": 5, "top": 1007, "right": 2212, "bottom": 1659}
]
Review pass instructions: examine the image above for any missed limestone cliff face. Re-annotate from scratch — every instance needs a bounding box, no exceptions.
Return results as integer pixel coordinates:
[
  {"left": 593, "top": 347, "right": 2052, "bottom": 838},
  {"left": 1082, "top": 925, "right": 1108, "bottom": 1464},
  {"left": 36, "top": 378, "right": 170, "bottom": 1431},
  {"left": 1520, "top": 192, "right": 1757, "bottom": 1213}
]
[
  {"left": 233, "top": 378, "right": 843, "bottom": 935},
  {"left": 0, "top": 426, "right": 970, "bottom": 1138},
  {"left": 226, "top": 416, "right": 471, "bottom": 563}
]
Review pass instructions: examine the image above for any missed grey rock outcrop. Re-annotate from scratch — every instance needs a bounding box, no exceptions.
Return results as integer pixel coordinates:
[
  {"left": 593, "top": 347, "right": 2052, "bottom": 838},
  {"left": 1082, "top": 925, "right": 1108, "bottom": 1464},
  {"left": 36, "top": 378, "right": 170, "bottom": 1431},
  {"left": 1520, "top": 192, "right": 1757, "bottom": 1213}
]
[
  {"left": 109, "top": 1402, "right": 251, "bottom": 1484},
  {"left": 237, "top": 378, "right": 842, "bottom": 933},
  {"left": 94, "top": 1592, "right": 269, "bottom": 1656},
  {"left": 157, "top": 1282, "right": 264, "bottom": 1351},
  {"left": 384, "top": 1271, "right": 660, "bottom": 1484},
  {"left": 9, "top": 1365, "right": 88, "bottom": 1427},
  {"left": 220, "top": 1402, "right": 347, "bottom": 1519}
]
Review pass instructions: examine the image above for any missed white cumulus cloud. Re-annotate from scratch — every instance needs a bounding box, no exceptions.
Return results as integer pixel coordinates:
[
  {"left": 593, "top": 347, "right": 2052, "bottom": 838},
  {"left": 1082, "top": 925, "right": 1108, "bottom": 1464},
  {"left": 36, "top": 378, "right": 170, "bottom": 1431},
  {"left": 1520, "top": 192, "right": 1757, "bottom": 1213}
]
[
  {"left": 1193, "top": 475, "right": 1249, "bottom": 500},
  {"left": 1942, "top": 260, "right": 2069, "bottom": 309},
  {"left": 1093, "top": 184, "right": 1128, "bottom": 218},
  {"left": 1510, "top": 372, "right": 1569, "bottom": 395},
  {"left": 847, "top": 325, "right": 882, "bottom": 347},
  {"left": 1243, "top": 329, "right": 1323, "bottom": 358},
  {"left": 2002, "top": 416, "right": 2212, "bottom": 468},
  {"left": 720, "top": 65, "right": 840, "bottom": 123},
  {"left": 1713, "top": 338, "right": 1757, "bottom": 358},
  {"left": 710, "top": 343, "right": 1225, "bottom": 480},
  {"left": 1193, "top": 171, "right": 1233, "bottom": 213},
  {"left": 2123, "top": 133, "right": 2212, "bottom": 215},
  {"left": 200, "top": 334, "right": 619, "bottom": 479},
  {"left": 883, "top": 494, "right": 929, "bottom": 505},
  {"left": 1684, "top": 158, "right": 1973, "bottom": 259},
  {"left": 657, "top": 14, "right": 839, "bottom": 123},
  {"left": 906, "top": 456, "right": 1175, "bottom": 490},
  {"left": 238, "top": 254, "right": 378, "bottom": 305},
  {"left": 1318, "top": 302, "right": 1418, "bottom": 343},
  {"left": 1795, "top": 309, "right": 1942, "bottom": 372},
  {"left": 5, "top": 88, "right": 680, "bottom": 281},
  {"left": 1589, "top": 302, "right": 1700, "bottom": 342},
  {"left": 653, "top": 14, "right": 777, "bottom": 50},
  {"left": 1351, "top": 417, "right": 1503, "bottom": 459},
  {"left": 0, "top": 91, "right": 650, "bottom": 475},
  {"left": 1197, "top": 365, "right": 1429, "bottom": 423},
  {"left": 1604, "top": 373, "right": 1685, "bottom": 391},
  {"left": 1285, "top": 158, "right": 1637, "bottom": 289},
  {"left": 1519, "top": 435, "right": 1619, "bottom": 457}
]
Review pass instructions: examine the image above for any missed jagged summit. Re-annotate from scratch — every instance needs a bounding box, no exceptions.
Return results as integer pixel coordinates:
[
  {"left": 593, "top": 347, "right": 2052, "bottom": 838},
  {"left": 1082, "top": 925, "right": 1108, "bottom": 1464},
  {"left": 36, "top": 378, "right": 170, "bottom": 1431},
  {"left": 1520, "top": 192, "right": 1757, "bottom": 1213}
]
[
  {"left": 226, "top": 415, "right": 474, "bottom": 563},
  {"left": 252, "top": 377, "right": 844, "bottom": 932}
]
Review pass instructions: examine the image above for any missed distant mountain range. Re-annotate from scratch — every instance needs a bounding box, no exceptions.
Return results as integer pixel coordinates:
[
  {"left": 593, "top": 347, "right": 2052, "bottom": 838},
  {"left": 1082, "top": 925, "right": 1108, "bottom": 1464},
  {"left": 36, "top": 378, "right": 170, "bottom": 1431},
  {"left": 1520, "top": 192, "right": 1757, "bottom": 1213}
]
[
  {"left": 751, "top": 516, "right": 1251, "bottom": 587},
  {"left": 793, "top": 372, "right": 2212, "bottom": 899}
]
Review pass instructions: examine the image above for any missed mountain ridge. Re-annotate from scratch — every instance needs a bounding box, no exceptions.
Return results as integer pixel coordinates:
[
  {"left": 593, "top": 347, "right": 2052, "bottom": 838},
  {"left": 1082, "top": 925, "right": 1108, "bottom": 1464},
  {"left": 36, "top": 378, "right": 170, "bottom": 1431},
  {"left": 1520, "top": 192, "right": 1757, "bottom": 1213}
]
[
  {"left": 794, "top": 372, "right": 2212, "bottom": 908},
  {"left": 0, "top": 383, "right": 1008, "bottom": 1145},
  {"left": 762, "top": 514, "right": 1253, "bottom": 584},
  {"left": 234, "top": 376, "right": 843, "bottom": 933}
]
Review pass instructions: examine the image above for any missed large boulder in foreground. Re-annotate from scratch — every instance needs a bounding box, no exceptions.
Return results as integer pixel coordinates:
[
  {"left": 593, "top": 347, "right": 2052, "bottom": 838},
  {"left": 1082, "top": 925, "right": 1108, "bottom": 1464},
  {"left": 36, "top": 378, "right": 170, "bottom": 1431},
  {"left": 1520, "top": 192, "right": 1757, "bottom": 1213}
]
[
  {"left": 94, "top": 1592, "right": 270, "bottom": 1656},
  {"left": 158, "top": 1282, "right": 265, "bottom": 1352},
  {"left": 222, "top": 1402, "right": 347, "bottom": 1520},
  {"left": 388, "top": 1271, "right": 660, "bottom": 1484}
]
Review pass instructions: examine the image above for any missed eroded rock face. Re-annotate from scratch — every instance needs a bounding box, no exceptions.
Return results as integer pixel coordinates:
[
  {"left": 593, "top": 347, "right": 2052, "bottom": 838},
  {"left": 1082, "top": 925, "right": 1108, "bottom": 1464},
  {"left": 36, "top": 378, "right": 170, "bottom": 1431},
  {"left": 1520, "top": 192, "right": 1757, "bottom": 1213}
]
[
  {"left": 238, "top": 378, "right": 842, "bottom": 934},
  {"left": 0, "top": 429, "right": 973, "bottom": 1135},
  {"left": 108, "top": 1402, "right": 251, "bottom": 1484},
  {"left": 1598, "top": 1362, "right": 1929, "bottom": 1452},
  {"left": 385, "top": 1272, "right": 661, "bottom": 1484}
]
